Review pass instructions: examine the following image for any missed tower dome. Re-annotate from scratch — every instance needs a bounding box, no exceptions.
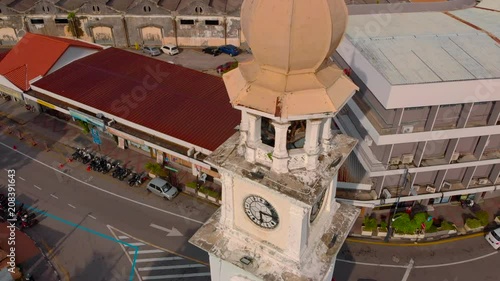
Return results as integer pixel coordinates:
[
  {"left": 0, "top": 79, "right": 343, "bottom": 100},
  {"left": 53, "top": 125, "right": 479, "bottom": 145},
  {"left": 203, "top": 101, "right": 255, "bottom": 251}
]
[
  {"left": 241, "top": 0, "right": 348, "bottom": 74},
  {"left": 223, "top": 0, "right": 358, "bottom": 119}
]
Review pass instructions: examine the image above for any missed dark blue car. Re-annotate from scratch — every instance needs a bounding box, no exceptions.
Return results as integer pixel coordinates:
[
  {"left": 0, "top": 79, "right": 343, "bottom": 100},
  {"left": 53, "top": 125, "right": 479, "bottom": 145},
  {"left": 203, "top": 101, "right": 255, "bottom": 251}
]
[{"left": 218, "top": 45, "right": 240, "bottom": 57}]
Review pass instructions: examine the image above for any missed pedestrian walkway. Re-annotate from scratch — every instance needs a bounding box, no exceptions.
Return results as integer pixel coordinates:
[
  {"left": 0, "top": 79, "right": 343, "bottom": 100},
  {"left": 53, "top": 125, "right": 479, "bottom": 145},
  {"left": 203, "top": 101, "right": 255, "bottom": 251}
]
[
  {"left": 112, "top": 231, "right": 210, "bottom": 281},
  {"left": 0, "top": 222, "right": 59, "bottom": 281}
]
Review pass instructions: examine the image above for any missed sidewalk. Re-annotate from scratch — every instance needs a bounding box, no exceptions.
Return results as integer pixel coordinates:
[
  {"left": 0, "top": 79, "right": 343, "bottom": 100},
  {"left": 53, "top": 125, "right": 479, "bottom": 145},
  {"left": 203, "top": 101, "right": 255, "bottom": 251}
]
[
  {"left": 0, "top": 100, "right": 224, "bottom": 201},
  {"left": 0, "top": 222, "right": 60, "bottom": 281}
]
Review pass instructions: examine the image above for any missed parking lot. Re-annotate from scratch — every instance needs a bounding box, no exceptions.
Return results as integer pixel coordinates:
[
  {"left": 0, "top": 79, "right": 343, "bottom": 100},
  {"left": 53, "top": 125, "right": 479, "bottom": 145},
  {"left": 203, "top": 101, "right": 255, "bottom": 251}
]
[{"left": 126, "top": 47, "right": 253, "bottom": 76}]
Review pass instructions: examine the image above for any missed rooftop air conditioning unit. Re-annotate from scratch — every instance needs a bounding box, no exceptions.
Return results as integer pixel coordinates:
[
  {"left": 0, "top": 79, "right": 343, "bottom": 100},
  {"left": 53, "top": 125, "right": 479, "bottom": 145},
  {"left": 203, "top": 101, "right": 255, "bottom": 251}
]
[
  {"left": 478, "top": 178, "right": 489, "bottom": 185},
  {"left": 426, "top": 185, "right": 436, "bottom": 193},
  {"left": 96, "top": 113, "right": 103, "bottom": 119},
  {"left": 382, "top": 189, "right": 391, "bottom": 199},
  {"left": 389, "top": 157, "right": 400, "bottom": 165},
  {"left": 364, "top": 135, "right": 373, "bottom": 146},
  {"left": 450, "top": 152, "right": 460, "bottom": 162},
  {"left": 470, "top": 178, "right": 478, "bottom": 186},
  {"left": 401, "top": 154, "right": 414, "bottom": 164},
  {"left": 402, "top": 125, "right": 414, "bottom": 134},
  {"left": 442, "top": 181, "right": 452, "bottom": 190}
]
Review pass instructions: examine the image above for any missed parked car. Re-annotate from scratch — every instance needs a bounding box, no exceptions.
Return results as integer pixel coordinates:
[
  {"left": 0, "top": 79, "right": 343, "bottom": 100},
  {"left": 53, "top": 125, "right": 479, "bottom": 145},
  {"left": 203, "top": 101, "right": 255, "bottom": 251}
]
[
  {"left": 142, "top": 46, "right": 162, "bottom": 56},
  {"left": 485, "top": 227, "right": 500, "bottom": 249},
  {"left": 202, "top": 47, "right": 221, "bottom": 56},
  {"left": 218, "top": 44, "right": 240, "bottom": 57},
  {"left": 160, "top": 44, "right": 179, "bottom": 56},
  {"left": 146, "top": 178, "right": 179, "bottom": 200},
  {"left": 217, "top": 61, "right": 238, "bottom": 74}
]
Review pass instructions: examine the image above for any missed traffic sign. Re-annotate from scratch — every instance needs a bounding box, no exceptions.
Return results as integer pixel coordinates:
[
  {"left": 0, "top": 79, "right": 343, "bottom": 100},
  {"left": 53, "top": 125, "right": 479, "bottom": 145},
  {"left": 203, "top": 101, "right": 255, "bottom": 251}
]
[{"left": 91, "top": 127, "right": 102, "bottom": 145}]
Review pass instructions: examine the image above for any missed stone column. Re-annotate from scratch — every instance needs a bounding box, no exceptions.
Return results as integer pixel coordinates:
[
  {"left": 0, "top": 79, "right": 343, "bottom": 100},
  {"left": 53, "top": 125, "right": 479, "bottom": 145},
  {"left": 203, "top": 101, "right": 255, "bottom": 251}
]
[
  {"left": 118, "top": 137, "right": 125, "bottom": 149},
  {"left": 287, "top": 204, "right": 307, "bottom": 260},
  {"left": 245, "top": 114, "right": 261, "bottom": 163},
  {"left": 219, "top": 171, "right": 234, "bottom": 226},
  {"left": 304, "top": 119, "right": 322, "bottom": 170},
  {"left": 239, "top": 111, "right": 249, "bottom": 146},
  {"left": 321, "top": 117, "right": 332, "bottom": 148},
  {"left": 156, "top": 150, "right": 164, "bottom": 164},
  {"left": 271, "top": 121, "right": 290, "bottom": 173}
]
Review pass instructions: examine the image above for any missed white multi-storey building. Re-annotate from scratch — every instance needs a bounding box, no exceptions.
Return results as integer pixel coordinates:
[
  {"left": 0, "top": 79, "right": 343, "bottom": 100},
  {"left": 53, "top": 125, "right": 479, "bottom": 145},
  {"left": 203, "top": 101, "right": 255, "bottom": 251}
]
[{"left": 333, "top": 0, "right": 500, "bottom": 210}]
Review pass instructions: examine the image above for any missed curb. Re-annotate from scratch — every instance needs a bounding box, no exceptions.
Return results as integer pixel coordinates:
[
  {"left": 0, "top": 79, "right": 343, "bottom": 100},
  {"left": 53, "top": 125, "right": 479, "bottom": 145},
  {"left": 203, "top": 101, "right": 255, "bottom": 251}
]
[{"left": 347, "top": 231, "right": 485, "bottom": 246}]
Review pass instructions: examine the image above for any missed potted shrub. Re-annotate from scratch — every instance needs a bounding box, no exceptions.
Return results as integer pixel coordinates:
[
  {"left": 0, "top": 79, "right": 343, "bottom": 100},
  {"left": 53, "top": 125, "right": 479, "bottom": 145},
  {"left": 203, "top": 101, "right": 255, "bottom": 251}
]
[
  {"left": 205, "top": 189, "right": 221, "bottom": 203},
  {"left": 464, "top": 218, "right": 483, "bottom": 232},
  {"left": 439, "top": 220, "right": 457, "bottom": 235},
  {"left": 184, "top": 182, "right": 198, "bottom": 194},
  {"left": 495, "top": 215, "right": 500, "bottom": 225},
  {"left": 392, "top": 213, "right": 418, "bottom": 238},
  {"left": 145, "top": 162, "right": 166, "bottom": 178},
  {"left": 361, "top": 216, "right": 377, "bottom": 236},
  {"left": 475, "top": 210, "right": 489, "bottom": 227},
  {"left": 377, "top": 220, "right": 388, "bottom": 237},
  {"left": 197, "top": 185, "right": 208, "bottom": 198}
]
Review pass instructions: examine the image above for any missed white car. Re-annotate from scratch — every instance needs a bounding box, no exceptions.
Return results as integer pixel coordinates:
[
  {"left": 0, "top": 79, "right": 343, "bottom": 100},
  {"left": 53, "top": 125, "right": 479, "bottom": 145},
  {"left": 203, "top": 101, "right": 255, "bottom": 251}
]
[
  {"left": 160, "top": 44, "right": 179, "bottom": 56},
  {"left": 485, "top": 227, "right": 500, "bottom": 249}
]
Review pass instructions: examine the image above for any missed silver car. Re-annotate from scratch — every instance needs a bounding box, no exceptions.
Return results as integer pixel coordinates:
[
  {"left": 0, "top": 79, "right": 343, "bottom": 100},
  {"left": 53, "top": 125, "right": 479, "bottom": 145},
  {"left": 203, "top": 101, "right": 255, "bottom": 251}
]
[
  {"left": 146, "top": 178, "right": 179, "bottom": 200},
  {"left": 142, "top": 46, "right": 162, "bottom": 56}
]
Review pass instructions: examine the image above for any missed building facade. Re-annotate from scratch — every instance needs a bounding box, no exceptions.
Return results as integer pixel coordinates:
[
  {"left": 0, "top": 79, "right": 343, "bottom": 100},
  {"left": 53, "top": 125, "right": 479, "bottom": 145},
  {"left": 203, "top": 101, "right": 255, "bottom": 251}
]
[
  {"left": 0, "top": 0, "right": 243, "bottom": 48},
  {"left": 333, "top": 2, "right": 500, "bottom": 210}
]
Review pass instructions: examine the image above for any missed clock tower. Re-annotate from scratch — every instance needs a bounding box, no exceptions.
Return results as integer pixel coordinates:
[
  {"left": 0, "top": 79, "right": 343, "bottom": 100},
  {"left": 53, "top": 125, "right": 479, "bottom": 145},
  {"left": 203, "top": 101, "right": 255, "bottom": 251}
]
[{"left": 189, "top": 0, "right": 360, "bottom": 280}]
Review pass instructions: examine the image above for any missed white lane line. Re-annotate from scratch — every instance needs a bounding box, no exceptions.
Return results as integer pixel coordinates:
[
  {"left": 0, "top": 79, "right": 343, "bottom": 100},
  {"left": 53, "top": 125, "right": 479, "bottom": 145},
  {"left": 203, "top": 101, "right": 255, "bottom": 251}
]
[
  {"left": 88, "top": 215, "right": 97, "bottom": 220},
  {"left": 0, "top": 142, "right": 204, "bottom": 225},
  {"left": 50, "top": 194, "right": 59, "bottom": 199},
  {"left": 107, "top": 225, "right": 143, "bottom": 281},
  {"left": 34, "top": 185, "right": 42, "bottom": 190},
  {"left": 401, "top": 259, "right": 414, "bottom": 281},
  {"left": 414, "top": 251, "right": 498, "bottom": 268},
  {"left": 125, "top": 242, "right": 145, "bottom": 247},
  {"left": 18, "top": 176, "right": 25, "bottom": 181},
  {"left": 142, "top": 273, "right": 211, "bottom": 280},
  {"left": 336, "top": 259, "right": 407, "bottom": 268},
  {"left": 139, "top": 264, "right": 206, "bottom": 271},
  {"left": 128, "top": 249, "right": 164, "bottom": 254},
  {"left": 118, "top": 236, "right": 129, "bottom": 240},
  {"left": 136, "top": 257, "right": 184, "bottom": 263},
  {"left": 68, "top": 204, "right": 76, "bottom": 209}
]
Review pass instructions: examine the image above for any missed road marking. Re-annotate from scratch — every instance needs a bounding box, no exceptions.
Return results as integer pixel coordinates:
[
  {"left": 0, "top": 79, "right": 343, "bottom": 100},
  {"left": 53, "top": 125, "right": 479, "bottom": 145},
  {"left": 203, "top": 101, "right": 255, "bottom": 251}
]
[
  {"left": 107, "top": 225, "right": 143, "bottom": 281},
  {"left": 401, "top": 259, "right": 414, "bottom": 281},
  {"left": 88, "top": 214, "right": 97, "bottom": 220},
  {"left": 126, "top": 242, "right": 145, "bottom": 247},
  {"left": 50, "top": 194, "right": 59, "bottom": 199},
  {"left": 41, "top": 240, "right": 71, "bottom": 281},
  {"left": 0, "top": 142, "right": 204, "bottom": 225},
  {"left": 118, "top": 235, "right": 130, "bottom": 240},
  {"left": 34, "top": 185, "right": 42, "bottom": 190},
  {"left": 142, "top": 273, "right": 211, "bottom": 280},
  {"left": 139, "top": 264, "right": 206, "bottom": 271},
  {"left": 18, "top": 176, "right": 25, "bottom": 181},
  {"left": 129, "top": 249, "right": 164, "bottom": 254},
  {"left": 336, "top": 259, "right": 408, "bottom": 268},
  {"left": 150, "top": 223, "right": 183, "bottom": 237},
  {"left": 107, "top": 225, "right": 209, "bottom": 266},
  {"left": 68, "top": 204, "right": 76, "bottom": 209},
  {"left": 414, "top": 251, "right": 498, "bottom": 268},
  {"left": 136, "top": 257, "right": 183, "bottom": 263}
]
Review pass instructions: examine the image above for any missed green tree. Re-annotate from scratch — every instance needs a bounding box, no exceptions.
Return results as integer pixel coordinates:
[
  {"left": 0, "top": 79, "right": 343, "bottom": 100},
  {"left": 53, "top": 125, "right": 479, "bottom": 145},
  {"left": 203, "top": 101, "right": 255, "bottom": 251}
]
[{"left": 67, "top": 12, "right": 84, "bottom": 38}]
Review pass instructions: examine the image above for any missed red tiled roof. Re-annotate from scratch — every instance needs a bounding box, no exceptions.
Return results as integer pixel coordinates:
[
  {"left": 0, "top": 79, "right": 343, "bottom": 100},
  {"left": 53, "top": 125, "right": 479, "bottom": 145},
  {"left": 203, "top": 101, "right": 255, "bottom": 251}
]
[
  {"left": 0, "top": 50, "right": 9, "bottom": 62},
  {"left": 0, "top": 33, "right": 102, "bottom": 91},
  {"left": 32, "top": 48, "right": 240, "bottom": 152}
]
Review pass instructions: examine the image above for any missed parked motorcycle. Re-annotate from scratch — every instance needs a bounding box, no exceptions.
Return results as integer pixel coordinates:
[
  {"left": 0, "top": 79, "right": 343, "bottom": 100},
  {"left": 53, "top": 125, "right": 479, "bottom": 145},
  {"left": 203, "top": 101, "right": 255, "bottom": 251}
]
[
  {"left": 112, "top": 166, "right": 123, "bottom": 178},
  {"left": 20, "top": 218, "right": 38, "bottom": 229},
  {"left": 118, "top": 168, "right": 131, "bottom": 181}
]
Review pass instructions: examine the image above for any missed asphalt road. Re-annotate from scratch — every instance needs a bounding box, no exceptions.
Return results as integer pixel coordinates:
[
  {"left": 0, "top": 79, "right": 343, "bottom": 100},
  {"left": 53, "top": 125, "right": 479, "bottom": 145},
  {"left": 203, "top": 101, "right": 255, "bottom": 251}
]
[{"left": 0, "top": 132, "right": 215, "bottom": 280}]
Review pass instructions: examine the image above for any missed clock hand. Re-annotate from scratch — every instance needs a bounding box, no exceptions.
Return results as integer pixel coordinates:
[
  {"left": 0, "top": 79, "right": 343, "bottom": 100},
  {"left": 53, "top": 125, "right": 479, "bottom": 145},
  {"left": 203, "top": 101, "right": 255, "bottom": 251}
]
[{"left": 260, "top": 212, "right": 277, "bottom": 220}]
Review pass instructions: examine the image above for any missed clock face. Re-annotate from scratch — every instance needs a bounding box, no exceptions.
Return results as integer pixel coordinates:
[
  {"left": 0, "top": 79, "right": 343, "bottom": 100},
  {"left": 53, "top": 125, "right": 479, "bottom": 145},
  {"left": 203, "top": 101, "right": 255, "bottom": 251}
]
[
  {"left": 243, "top": 195, "right": 279, "bottom": 229},
  {"left": 310, "top": 189, "right": 327, "bottom": 223}
]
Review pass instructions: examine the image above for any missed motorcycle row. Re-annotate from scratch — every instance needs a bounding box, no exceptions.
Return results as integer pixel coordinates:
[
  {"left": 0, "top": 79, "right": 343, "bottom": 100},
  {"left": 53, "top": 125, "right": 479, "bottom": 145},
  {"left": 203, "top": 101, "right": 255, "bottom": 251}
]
[
  {"left": 0, "top": 194, "right": 39, "bottom": 230},
  {"left": 71, "top": 148, "right": 149, "bottom": 186}
]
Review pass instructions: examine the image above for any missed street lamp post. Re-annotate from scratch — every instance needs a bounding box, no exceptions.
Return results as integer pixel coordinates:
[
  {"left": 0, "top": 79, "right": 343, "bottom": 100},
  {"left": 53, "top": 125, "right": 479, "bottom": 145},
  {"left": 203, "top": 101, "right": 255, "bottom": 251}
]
[{"left": 384, "top": 166, "right": 410, "bottom": 242}]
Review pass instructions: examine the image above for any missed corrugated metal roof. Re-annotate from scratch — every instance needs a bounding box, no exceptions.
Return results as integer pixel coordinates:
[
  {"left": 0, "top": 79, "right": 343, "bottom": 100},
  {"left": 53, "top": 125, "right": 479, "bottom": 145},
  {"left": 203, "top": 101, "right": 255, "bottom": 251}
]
[
  {"left": 32, "top": 48, "right": 240, "bottom": 152},
  {"left": 0, "top": 33, "right": 102, "bottom": 91},
  {"left": 345, "top": 9, "right": 500, "bottom": 85}
]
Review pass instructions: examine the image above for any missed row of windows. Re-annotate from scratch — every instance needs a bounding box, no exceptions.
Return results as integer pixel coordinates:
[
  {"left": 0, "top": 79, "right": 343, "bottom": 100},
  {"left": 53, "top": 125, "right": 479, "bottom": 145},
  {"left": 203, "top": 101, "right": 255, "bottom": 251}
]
[
  {"left": 406, "top": 102, "right": 490, "bottom": 111},
  {"left": 180, "top": 19, "right": 219, "bottom": 25},
  {"left": 30, "top": 18, "right": 221, "bottom": 25}
]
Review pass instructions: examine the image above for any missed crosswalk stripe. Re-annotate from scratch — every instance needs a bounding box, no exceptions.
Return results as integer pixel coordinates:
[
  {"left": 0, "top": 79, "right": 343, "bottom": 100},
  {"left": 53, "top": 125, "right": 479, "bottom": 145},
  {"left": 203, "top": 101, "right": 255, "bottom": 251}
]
[
  {"left": 125, "top": 242, "right": 145, "bottom": 247},
  {"left": 118, "top": 236, "right": 129, "bottom": 240},
  {"left": 142, "top": 272, "right": 211, "bottom": 280},
  {"left": 136, "top": 257, "right": 184, "bottom": 263},
  {"left": 139, "top": 264, "right": 206, "bottom": 271},
  {"left": 128, "top": 249, "right": 164, "bottom": 254}
]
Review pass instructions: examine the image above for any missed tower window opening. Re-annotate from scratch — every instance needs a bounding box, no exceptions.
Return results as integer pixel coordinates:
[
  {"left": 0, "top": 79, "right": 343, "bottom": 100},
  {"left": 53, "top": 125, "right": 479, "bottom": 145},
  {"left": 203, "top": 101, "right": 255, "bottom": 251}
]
[{"left": 260, "top": 118, "right": 306, "bottom": 149}]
